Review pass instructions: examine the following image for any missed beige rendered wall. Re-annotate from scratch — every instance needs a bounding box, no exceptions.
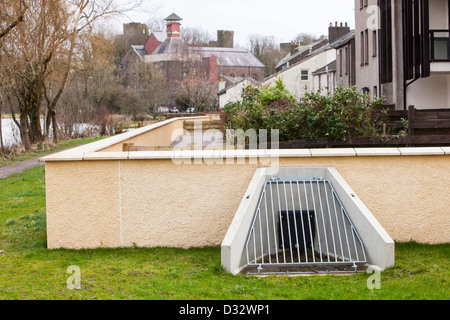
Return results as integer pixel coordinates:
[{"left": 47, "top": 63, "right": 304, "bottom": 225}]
[
  {"left": 45, "top": 154, "right": 449, "bottom": 249},
  {"left": 99, "top": 116, "right": 217, "bottom": 152}
]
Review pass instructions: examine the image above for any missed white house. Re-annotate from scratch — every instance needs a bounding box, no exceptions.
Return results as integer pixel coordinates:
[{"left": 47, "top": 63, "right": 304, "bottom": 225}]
[{"left": 217, "top": 77, "right": 256, "bottom": 109}]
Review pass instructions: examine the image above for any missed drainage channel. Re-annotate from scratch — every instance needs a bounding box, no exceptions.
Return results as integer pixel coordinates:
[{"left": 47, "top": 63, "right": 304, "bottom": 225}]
[{"left": 244, "top": 176, "right": 367, "bottom": 275}]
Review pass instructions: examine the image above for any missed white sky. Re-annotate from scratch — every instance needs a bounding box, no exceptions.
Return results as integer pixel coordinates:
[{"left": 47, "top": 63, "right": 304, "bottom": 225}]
[{"left": 112, "top": 0, "right": 356, "bottom": 47}]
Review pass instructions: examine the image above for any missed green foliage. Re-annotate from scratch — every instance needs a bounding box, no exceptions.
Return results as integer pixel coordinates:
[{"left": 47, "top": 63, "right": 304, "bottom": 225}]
[{"left": 223, "top": 80, "right": 387, "bottom": 142}]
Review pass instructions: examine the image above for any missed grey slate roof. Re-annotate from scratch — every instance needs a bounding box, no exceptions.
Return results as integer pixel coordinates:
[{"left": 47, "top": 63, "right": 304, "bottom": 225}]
[
  {"left": 131, "top": 45, "right": 147, "bottom": 59},
  {"left": 329, "top": 30, "right": 355, "bottom": 49},
  {"left": 165, "top": 13, "right": 183, "bottom": 21},
  {"left": 152, "top": 38, "right": 189, "bottom": 55},
  {"left": 151, "top": 38, "right": 265, "bottom": 69},
  {"left": 276, "top": 39, "right": 327, "bottom": 69},
  {"left": 193, "top": 47, "right": 265, "bottom": 68},
  {"left": 312, "top": 60, "right": 337, "bottom": 76}
]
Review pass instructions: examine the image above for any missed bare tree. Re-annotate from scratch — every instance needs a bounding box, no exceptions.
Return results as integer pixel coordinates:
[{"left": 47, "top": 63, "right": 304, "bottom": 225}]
[
  {"left": 181, "top": 26, "right": 212, "bottom": 47},
  {"left": 293, "top": 32, "right": 326, "bottom": 46},
  {"left": 0, "top": 0, "right": 144, "bottom": 150},
  {"left": 0, "top": 0, "right": 28, "bottom": 39},
  {"left": 177, "top": 73, "right": 218, "bottom": 112},
  {"left": 134, "top": 61, "right": 169, "bottom": 116},
  {"left": 248, "top": 34, "right": 284, "bottom": 76}
]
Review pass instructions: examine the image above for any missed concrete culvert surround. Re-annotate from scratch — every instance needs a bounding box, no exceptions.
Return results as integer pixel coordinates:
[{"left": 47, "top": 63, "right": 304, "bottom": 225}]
[{"left": 221, "top": 167, "right": 395, "bottom": 275}]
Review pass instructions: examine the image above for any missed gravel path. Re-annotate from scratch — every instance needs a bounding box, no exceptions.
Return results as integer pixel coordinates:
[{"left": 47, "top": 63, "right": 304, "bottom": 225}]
[{"left": 0, "top": 157, "right": 43, "bottom": 179}]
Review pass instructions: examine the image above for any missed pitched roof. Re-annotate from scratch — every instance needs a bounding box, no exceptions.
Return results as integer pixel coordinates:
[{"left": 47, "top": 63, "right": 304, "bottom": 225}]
[
  {"left": 152, "top": 37, "right": 189, "bottom": 55},
  {"left": 131, "top": 45, "right": 147, "bottom": 59},
  {"left": 312, "top": 60, "right": 337, "bottom": 76},
  {"left": 193, "top": 47, "right": 265, "bottom": 68},
  {"left": 276, "top": 39, "right": 328, "bottom": 69},
  {"left": 329, "top": 30, "right": 355, "bottom": 49},
  {"left": 164, "top": 13, "right": 183, "bottom": 21}
]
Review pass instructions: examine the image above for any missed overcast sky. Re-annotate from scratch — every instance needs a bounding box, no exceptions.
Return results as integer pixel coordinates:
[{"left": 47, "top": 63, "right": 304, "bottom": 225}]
[{"left": 113, "top": 0, "right": 356, "bottom": 47}]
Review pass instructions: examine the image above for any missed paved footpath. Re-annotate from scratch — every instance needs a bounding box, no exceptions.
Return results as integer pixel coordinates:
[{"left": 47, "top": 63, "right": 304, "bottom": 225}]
[{"left": 0, "top": 157, "right": 43, "bottom": 179}]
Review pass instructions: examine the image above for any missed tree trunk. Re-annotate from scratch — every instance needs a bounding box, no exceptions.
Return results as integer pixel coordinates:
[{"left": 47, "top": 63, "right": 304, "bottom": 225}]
[
  {"left": 19, "top": 111, "right": 32, "bottom": 151},
  {"left": 28, "top": 102, "right": 43, "bottom": 145},
  {"left": 0, "top": 100, "right": 4, "bottom": 153},
  {"left": 51, "top": 110, "right": 58, "bottom": 143}
]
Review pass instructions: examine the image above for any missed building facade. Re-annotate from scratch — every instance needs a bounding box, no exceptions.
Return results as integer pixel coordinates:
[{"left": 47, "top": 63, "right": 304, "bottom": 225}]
[
  {"left": 352, "top": 0, "right": 450, "bottom": 109},
  {"left": 333, "top": 31, "right": 356, "bottom": 89},
  {"left": 261, "top": 22, "right": 351, "bottom": 99}
]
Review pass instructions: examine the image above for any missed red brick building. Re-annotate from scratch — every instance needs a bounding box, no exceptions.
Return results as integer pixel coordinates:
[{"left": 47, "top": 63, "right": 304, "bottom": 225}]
[{"left": 120, "top": 13, "right": 266, "bottom": 107}]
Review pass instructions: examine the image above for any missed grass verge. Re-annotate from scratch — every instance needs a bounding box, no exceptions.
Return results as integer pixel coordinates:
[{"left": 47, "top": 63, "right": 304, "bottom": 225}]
[
  {"left": 0, "top": 166, "right": 448, "bottom": 300},
  {"left": 0, "top": 137, "right": 104, "bottom": 168}
]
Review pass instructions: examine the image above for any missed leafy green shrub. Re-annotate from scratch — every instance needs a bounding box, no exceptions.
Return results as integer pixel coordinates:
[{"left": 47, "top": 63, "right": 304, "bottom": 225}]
[{"left": 222, "top": 79, "right": 387, "bottom": 142}]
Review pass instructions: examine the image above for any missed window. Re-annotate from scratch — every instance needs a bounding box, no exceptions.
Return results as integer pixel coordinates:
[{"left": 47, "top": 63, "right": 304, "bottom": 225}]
[
  {"left": 301, "top": 70, "right": 309, "bottom": 81},
  {"left": 360, "top": 0, "right": 368, "bottom": 9},
  {"left": 365, "top": 29, "right": 369, "bottom": 64},
  {"left": 380, "top": 0, "right": 393, "bottom": 83},
  {"left": 361, "top": 29, "right": 370, "bottom": 65},
  {"left": 372, "top": 30, "right": 377, "bottom": 57},
  {"left": 360, "top": 31, "right": 365, "bottom": 65},
  {"left": 345, "top": 47, "right": 349, "bottom": 75},
  {"left": 339, "top": 50, "right": 343, "bottom": 77}
]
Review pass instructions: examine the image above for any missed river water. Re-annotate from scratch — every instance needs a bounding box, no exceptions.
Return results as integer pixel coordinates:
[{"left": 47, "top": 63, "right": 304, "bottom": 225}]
[
  {"left": 1, "top": 118, "right": 20, "bottom": 147},
  {"left": 1, "top": 118, "right": 101, "bottom": 147}
]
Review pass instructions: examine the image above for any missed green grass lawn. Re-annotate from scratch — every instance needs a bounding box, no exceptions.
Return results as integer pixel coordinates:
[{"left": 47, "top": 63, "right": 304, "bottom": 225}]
[{"left": 0, "top": 165, "right": 449, "bottom": 300}]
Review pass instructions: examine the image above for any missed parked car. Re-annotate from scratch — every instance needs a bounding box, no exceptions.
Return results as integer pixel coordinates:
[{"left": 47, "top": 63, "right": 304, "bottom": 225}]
[
  {"left": 169, "top": 107, "right": 180, "bottom": 113},
  {"left": 186, "top": 108, "right": 195, "bottom": 113}
]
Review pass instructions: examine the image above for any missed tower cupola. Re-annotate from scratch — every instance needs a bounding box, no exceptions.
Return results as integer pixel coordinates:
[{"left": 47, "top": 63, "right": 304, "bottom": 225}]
[{"left": 164, "top": 13, "right": 183, "bottom": 38}]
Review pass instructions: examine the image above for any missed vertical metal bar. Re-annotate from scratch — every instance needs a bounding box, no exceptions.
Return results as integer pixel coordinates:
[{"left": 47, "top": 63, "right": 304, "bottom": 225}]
[
  {"left": 354, "top": 230, "right": 367, "bottom": 262},
  {"left": 283, "top": 181, "right": 294, "bottom": 263},
  {"left": 276, "top": 181, "right": 287, "bottom": 264},
  {"left": 330, "top": 183, "right": 366, "bottom": 263},
  {"left": 252, "top": 222, "right": 257, "bottom": 263},
  {"left": 340, "top": 206, "right": 353, "bottom": 262},
  {"left": 316, "top": 181, "right": 330, "bottom": 262},
  {"left": 289, "top": 181, "right": 301, "bottom": 263},
  {"left": 309, "top": 181, "right": 323, "bottom": 262},
  {"left": 296, "top": 181, "right": 309, "bottom": 263},
  {"left": 328, "top": 182, "right": 345, "bottom": 262},
  {"left": 263, "top": 184, "right": 272, "bottom": 264},
  {"left": 350, "top": 225, "right": 360, "bottom": 262},
  {"left": 303, "top": 181, "right": 315, "bottom": 263},
  {"left": 269, "top": 182, "right": 279, "bottom": 264},
  {"left": 258, "top": 206, "right": 264, "bottom": 264},
  {"left": 246, "top": 229, "right": 250, "bottom": 265},
  {"left": 323, "top": 181, "right": 337, "bottom": 262}
]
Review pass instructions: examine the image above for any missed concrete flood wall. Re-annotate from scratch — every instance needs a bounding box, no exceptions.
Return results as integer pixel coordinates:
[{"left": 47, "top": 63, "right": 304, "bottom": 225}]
[{"left": 41, "top": 118, "right": 450, "bottom": 254}]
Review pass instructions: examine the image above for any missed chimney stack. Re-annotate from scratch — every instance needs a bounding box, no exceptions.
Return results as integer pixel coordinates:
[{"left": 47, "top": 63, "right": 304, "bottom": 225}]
[{"left": 328, "top": 21, "right": 350, "bottom": 43}]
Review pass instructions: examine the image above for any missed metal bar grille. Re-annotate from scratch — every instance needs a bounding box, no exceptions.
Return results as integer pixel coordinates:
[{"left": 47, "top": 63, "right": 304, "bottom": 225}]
[{"left": 245, "top": 177, "right": 366, "bottom": 273}]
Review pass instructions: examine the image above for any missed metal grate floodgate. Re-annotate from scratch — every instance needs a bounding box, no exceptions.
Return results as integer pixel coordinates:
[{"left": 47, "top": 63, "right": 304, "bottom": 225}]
[{"left": 245, "top": 177, "right": 367, "bottom": 274}]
